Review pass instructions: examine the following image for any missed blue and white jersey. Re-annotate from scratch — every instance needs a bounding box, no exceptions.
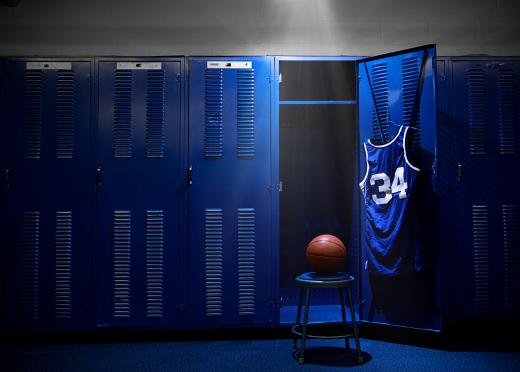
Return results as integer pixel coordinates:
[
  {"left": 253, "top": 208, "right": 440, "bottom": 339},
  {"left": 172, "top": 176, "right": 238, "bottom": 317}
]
[{"left": 359, "top": 126, "right": 420, "bottom": 276}]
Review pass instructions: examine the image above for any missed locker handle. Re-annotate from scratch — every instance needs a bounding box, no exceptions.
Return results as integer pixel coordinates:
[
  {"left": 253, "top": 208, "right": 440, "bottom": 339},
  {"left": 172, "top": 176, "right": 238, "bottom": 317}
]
[
  {"left": 4, "top": 168, "right": 10, "bottom": 188},
  {"left": 456, "top": 163, "right": 463, "bottom": 183},
  {"left": 96, "top": 167, "right": 102, "bottom": 185},
  {"left": 188, "top": 165, "right": 193, "bottom": 185}
]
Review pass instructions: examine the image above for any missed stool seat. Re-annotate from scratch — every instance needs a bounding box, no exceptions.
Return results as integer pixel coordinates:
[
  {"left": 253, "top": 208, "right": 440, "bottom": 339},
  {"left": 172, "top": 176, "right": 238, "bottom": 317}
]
[{"left": 295, "top": 272, "right": 354, "bottom": 288}]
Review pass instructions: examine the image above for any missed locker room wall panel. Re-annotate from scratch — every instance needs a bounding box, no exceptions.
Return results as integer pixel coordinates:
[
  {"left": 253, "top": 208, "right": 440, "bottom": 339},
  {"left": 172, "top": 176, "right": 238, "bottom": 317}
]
[
  {"left": 1, "top": 59, "right": 93, "bottom": 330},
  {"left": 451, "top": 59, "right": 520, "bottom": 320},
  {"left": 96, "top": 59, "right": 184, "bottom": 328},
  {"left": 358, "top": 47, "right": 440, "bottom": 330},
  {"left": 188, "top": 57, "right": 273, "bottom": 327}
]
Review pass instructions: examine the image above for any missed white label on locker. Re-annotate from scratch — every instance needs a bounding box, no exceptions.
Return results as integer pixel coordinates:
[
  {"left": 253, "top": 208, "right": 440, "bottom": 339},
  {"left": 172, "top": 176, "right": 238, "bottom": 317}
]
[
  {"left": 206, "top": 61, "right": 252, "bottom": 69},
  {"left": 26, "top": 62, "right": 72, "bottom": 70},
  {"left": 116, "top": 62, "right": 162, "bottom": 70}
]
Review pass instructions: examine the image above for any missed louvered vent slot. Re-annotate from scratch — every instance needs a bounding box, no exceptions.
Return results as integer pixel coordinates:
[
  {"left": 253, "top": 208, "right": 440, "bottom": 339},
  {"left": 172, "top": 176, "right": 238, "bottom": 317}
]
[
  {"left": 55, "top": 211, "right": 72, "bottom": 319},
  {"left": 205, "top": 209, "right": 223, "bottom": 316},
  {"left": 23, "top": 70, "right": 43, "bottom": 159},
  {"left": 503, "top": 205, "right": 520, "bottom": 310},
  {"left": 237, "top": 208, "right": 256, "bottom": 316},
  {"left": 56, "top": 70, "right": 76, "bottom": 159},
  {"left": 467, "top": 69, "right": 486, "bottom": 155},
  {"left": 205, "top": 69, "right": 223, "bottom": 158},
  {"left": 113, "top": 70, "right": 133, "bottom": 158},
  {"left": 472, "top": 205, "right": 490, "bottom": 310},
  {"left": 237, "top": 70, "right": 255, "bottom": 158},
  {"left": 370, "top": 63, "right": 390, "bottom": 145},
  {"left": 113, "top": 211, "right": 131, "bottom": 318},
  {"left": 146, "top": 210, "right": 164, "bottom": 318},
  {"left": 146, "top": 69, "right": 165, "bottom": 158},
  {"left": 401, "top": 57, "right": 421, "bottom": 147},
  {"left": 497, "top": 69, "right": 516, "bottom": 155},
  {"left": 19, "top": 211, "right": 40, "bottom": 319}
]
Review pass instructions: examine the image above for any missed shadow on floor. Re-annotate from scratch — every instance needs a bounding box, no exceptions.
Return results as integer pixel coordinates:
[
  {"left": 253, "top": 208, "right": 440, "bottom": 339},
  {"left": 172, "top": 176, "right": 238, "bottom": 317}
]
[{"left": 292, "top": 347, "right": 372, "bottom": 367}]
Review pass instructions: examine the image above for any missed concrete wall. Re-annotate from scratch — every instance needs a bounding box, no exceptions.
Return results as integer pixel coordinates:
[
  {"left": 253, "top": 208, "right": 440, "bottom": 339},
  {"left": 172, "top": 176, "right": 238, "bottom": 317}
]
[{"left": 1, "top": 0, "right": 519, "bottom": 57}]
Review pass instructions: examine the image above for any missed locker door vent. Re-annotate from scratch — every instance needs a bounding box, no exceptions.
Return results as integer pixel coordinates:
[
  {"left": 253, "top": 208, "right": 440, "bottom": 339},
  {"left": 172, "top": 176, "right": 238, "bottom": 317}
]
[
  {"left": 237, "top": 208, "right": 256, "bottom": 316},
  {"left": 467, "top": 69, "right": 486, "bottom": 156},
  {"left": 503, "top": 204, "right": 520, "bottom": 310},
  {"left": 497, "top": 69, "right": 516, "bottom": 155},
  {"left": 146, "top": 210, "right": 164, "bottom": 318},
  {"left": 204, "top": 69, "right": 223, "bottom": 159},
  {"left": 19, "top": 211, "right": 40, "bottom": 319},
  {"left": 204, "top": 209, "right": 223, "bottom": 316},
  {"left": 146, "top": 70, "right": 166, "bottom": 158},
  {"left": 113, "top": 210, "right": 131, "bottom": 318},
  {"left": 56, "top": 70, "right": 76, "bottom": 159},
  {"left": 472, "top": 205, "right": 490, "bottom": 310},
  {"left": 237, "top": 70, "right": 255, "bottom": 158},
  {"left": 54, "top": 211, "right": 72, "bottom": 319},
  {"left": 113, "top": 70, "right": 133, "bottom": 158},
  {"left": 370, "top": 63, "right": 389, "bottom": 144},
  {"left": 401, "top": 57, "right": 421, "bottom": 147},
  {"left": 23, "top": 70, "right": 43, "bottom": 159}
]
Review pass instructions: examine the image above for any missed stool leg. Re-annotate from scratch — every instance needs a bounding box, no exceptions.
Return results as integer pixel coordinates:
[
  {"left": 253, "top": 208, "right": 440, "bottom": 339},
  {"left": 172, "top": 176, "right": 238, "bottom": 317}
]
[
  {"left": 293, "top": 287, "right": 304, "bottom": 350},
  {"left": 347, "top": 287, "right": 363, "bottom": 363},
  {"left": 339, "top": 288, "right": 349, "bottom": 349},
  {"left": 299, "top": 287, "right": 311, "bottom": 364}
]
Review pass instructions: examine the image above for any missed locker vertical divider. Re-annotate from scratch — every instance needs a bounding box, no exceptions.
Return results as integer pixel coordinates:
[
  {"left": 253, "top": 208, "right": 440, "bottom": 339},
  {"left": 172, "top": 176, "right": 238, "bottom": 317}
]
[
  {"left": 0, "top": 58, "right": 6, "bottom": 327},
  {"left": 271, "top": 57, "right": 281, "bottom": 325}
]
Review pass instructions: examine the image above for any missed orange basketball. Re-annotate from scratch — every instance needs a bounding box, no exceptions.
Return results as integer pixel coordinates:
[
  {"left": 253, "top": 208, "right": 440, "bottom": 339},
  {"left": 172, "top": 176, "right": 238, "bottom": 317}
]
[{"left": 306, "top": 234, "right": 346, "bottom": 274}]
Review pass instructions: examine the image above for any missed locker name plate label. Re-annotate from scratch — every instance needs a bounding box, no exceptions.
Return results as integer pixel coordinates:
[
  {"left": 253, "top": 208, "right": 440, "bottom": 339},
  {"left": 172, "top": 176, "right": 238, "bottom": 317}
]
[
  {"left": 26, "top": 62, "right": 72, "bottom": 70},
  {"left": 116, "top": 62, "right": 162, "bottom": 70},
  {"left": 207, "top": 61, "right": 252, "bottom": 69}
]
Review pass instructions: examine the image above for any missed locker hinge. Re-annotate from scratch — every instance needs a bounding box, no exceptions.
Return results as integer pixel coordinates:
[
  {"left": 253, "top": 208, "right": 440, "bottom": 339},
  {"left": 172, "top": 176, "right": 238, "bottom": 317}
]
[
  {"left": 269, "top": 74, "right": 274, "bottom": 83},
  {"left": 267, "top": 182, "right": 282, "bottom": 192},
  {"left": 188, "top": 165, "right": 193, "bottom": 185}
]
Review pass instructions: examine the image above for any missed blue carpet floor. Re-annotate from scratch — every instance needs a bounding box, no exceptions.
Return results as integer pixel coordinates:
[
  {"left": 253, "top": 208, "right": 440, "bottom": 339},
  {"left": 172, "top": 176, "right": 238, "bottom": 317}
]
[{"left": 2, "top": 336, "right": 520, "bottom": 372}]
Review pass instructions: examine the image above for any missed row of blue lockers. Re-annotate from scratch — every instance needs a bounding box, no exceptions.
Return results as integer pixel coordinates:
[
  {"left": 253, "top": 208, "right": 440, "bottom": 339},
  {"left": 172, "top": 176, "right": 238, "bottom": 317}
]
[
  {"left": 0, "top": 53, "right": 519, "bottom": 332},
  {"left": 0, "top": 57, "right": 276, "bottom": 331}
]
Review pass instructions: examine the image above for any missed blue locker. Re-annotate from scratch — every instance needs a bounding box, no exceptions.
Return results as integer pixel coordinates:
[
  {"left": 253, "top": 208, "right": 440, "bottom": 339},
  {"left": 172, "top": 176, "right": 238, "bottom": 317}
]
[
  {"left": 358, "top": 46, "right": 440, "bottom": 329},
  {"left": 450, "top": 59, "right": 520, "bottom": 320},
  {"left": 435, "top": 57, "right": 460, "bottom": 323},
  {"left": 97, "top": 59, "right": 184, "bottom": 328},
  {"left": 188, "top": 57, "right": 275, "bottom": 327},
  {"left": 1, "top": 59, "right": 94, "bottom": 330}
]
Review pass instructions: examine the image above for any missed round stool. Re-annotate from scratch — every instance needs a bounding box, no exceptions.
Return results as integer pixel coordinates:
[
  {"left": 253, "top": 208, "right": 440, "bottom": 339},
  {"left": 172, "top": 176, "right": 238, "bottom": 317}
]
[{"left": 291, "top": 272, "right": 362, "bottom": 364}]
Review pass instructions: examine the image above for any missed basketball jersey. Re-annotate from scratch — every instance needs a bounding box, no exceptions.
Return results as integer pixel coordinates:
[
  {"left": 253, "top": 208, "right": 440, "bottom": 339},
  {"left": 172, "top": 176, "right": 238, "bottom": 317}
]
[{"left": 359, "top": 126, "right": 421, "bottom": 276}]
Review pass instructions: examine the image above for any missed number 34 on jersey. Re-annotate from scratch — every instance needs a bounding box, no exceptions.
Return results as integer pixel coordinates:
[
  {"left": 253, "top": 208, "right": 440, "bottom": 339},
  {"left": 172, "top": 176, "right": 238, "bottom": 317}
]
[{"left": 370, "top": 167, "right": 408, "bottom": 205}]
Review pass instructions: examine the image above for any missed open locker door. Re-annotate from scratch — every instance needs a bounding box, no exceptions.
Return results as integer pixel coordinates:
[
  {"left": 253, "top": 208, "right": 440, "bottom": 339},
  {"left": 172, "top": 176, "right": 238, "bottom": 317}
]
[{"left": 358, "top": 45, "right": 439, "bottom": 330}]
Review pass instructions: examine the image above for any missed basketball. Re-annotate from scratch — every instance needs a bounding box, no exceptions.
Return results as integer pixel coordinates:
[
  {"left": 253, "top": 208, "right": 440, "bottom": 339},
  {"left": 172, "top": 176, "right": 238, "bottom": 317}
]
[{"left": 306, "top": 234, "right": 346, "bottom": 274}]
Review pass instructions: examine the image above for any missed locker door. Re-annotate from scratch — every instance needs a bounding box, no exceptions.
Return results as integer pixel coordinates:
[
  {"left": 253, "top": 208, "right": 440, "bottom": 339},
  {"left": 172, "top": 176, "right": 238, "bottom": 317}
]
[
  {"left": 188, "top": 57, "right": 274, "bottom": 327},
  {"left": 1, "top": 60, "right": 93, "bottom": 330},
  {"left": 97, "top": 60, "right": 184, "bottom": 328},
  {"left": 358, "top": 46, "right": 439, "bottom": 329},
  {"left": 452, "top": 60, "right": 520, "bottom": 320}
]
